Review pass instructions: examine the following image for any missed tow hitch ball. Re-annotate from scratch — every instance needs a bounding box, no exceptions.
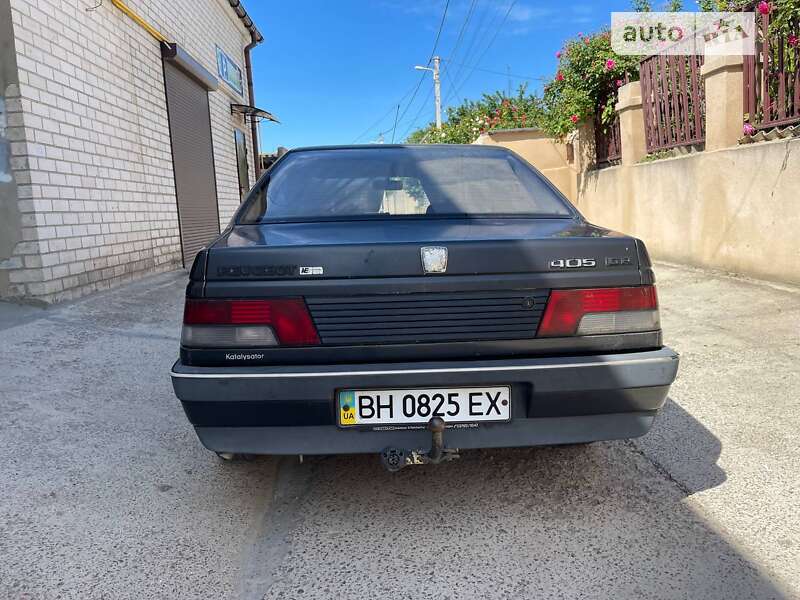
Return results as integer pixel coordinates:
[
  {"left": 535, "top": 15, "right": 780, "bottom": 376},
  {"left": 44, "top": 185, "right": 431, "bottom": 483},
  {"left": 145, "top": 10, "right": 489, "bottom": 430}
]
[{"left": 380, "top": 417, "right": 460, "bottom": 472}]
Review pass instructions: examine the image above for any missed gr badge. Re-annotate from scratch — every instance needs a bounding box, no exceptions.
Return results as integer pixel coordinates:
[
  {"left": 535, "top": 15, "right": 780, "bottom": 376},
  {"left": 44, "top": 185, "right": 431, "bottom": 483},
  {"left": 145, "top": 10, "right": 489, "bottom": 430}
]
[
  {"left": 606, "top": 257, "right": 633, "bottom": 267},
  {"left": 549, "top": 258, "right": 597, "bottom": 269}
]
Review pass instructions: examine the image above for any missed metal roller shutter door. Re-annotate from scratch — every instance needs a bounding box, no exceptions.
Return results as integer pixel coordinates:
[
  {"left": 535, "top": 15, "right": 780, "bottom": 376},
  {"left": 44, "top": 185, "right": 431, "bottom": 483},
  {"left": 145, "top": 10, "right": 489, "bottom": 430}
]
[{"left": 163, "top": 60, "right": 220, "bottom": 267}]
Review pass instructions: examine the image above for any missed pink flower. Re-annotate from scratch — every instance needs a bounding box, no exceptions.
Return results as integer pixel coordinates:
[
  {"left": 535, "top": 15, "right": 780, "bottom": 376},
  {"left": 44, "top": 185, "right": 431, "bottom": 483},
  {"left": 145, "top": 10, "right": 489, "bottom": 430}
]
[
  {"left": 584, "top": 37, "right": 591, "bottom": 44},
  {"left": 605, "top": 59, "right": 616, "bottom": 70},
  {"left": 789, "top": 35, "right": 799, "bottom": 48},
  {"left": 556, "top": 50, "right": 562, "bottom": 58},
  {"left": 757, "top": 1, "right": 771, "bottom": 15},
  {"left": 616, "top": 79, "right": 624, "bottom": 87},
  {"left": 570, "top": 114, "right": 579, "bottom": 124},
  {"left": 556, "top": 71, "right": 564, "bottom": 82},
  {"left": 743, "top": 122, "right": 756, "bottom": 136}
]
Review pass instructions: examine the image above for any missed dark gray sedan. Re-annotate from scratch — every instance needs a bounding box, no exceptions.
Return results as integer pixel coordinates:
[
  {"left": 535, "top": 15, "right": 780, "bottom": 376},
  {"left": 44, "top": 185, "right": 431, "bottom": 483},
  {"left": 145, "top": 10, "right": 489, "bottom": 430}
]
[{"left": 170, "top": 144, "right": 678, "bottom": 471}]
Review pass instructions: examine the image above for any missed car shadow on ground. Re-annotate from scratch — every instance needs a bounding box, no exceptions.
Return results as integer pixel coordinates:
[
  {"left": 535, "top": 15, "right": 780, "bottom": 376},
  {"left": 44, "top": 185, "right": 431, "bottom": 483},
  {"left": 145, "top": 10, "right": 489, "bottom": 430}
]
[
  {"left": 633, "top": 397, "right": 728, "bottom": 495},
  {"left": 239, "top": 400, "right": 789, "bottom": 600}
]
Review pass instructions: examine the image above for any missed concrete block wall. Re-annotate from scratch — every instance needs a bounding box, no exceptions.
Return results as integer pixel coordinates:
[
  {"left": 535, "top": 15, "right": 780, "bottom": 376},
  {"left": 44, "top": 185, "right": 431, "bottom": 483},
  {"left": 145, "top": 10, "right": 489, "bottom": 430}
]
[
  {"left": 2, "top": 0, "right": 257, "bottom": 303},
  {"left": 573, "top": 137, "right": 800, "bottom": 285}
]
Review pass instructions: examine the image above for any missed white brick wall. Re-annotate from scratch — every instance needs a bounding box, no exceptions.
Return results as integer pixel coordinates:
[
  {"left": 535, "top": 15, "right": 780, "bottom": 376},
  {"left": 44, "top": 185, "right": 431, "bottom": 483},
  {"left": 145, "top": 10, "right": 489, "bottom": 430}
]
[{"left": 4, "top": 0, "right": 258, "bottom": 302}]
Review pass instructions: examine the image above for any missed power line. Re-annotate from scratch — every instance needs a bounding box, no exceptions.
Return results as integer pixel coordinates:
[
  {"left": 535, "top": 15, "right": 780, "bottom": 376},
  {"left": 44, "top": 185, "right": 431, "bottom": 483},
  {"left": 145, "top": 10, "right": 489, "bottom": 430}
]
[
  {"left": 352, "top": 106, "right": 397, "bottom": 144},
  {"left": 441, "top": 59, "right": 543, "bottom": 82},
  {"left": 447, "top": 0, "right": 479, "bottom": 65},
  {"left": 444, "top": 0, "right": 518, "bottom": 107},
  {"left": 399, "top": 85, "right": 434, "bottom": 141},
  {"left": 393, "top": 0, "right": 451, "bottom": 132},
  {"left": 445, "top": 4, "right": 506, "bottom": 105},
  {"left": 459, "top": 1, "right": 519, "bottom": 90},
  {"left": 444, "top": 0, "right": 494, "bottom": 106},
  {"left": 428, "top": 0, "right": 451, "bottom": 61},
  {"left": 447, "top": 0, "right": 491, "bottom": 100},
  {"left": 390, "top": 104, "right": 400, "bottom": 143},
  {"left": 441, "top": 0, "right": 480, "bottom": 106},
  {"left": 351, "top": 83, "right": 416, "bottom": 144}
]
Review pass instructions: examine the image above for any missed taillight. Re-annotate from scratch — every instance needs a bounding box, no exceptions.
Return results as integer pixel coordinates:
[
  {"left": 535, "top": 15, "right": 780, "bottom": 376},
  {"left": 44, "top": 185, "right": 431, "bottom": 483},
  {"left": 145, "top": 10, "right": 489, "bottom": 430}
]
[
  {"left": 538, "top": 286, "right": 659, "bottom": 337},
  {"left": 182, "top": 299, "right": 320, "bottom": 347}
]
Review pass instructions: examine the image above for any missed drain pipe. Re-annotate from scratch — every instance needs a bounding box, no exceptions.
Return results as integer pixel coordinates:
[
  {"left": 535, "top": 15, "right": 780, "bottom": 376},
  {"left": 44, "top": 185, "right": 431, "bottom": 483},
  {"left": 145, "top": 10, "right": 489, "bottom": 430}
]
[
  {"left": 227, "top": 0, "right": 264, "bottom": 179},
  {"left": 243, "top": 34, "right": 262, "bottom": 178}
]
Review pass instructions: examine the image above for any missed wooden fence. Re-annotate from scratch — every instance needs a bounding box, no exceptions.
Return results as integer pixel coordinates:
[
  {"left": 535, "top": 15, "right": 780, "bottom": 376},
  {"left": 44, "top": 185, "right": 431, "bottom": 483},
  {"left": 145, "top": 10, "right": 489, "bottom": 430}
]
[
  {"left": 594, "top": 112, "right": 622, "bottom": 165},
  {"left": 743, "top": 7, "right": 800, "bottom": 130},
  {"left": 640, "top": 54, "right": 706, "bottom": 153},
  {"left": 594, "top": 74, "right": 630, "bottom": 165}
]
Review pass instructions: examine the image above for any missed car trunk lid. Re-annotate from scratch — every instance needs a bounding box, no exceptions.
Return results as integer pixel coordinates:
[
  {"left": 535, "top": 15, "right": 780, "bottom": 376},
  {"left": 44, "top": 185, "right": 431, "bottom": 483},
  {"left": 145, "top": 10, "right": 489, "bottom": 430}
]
[{"left": 205, "top": 219, "right": 641, "bottom": 281}]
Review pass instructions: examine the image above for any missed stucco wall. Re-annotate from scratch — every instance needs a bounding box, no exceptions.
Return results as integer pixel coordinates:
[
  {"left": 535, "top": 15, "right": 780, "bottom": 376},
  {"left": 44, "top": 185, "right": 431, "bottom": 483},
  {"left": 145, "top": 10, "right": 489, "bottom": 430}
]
[
  {"left": 3, "top": 0, "right": 257, "bottom": 303},
  {"left": 574, "top": 137, "right": 800, "bottom": 285},
  {"left": 474, "top": 129, "right": 576, "bottom": 201}
]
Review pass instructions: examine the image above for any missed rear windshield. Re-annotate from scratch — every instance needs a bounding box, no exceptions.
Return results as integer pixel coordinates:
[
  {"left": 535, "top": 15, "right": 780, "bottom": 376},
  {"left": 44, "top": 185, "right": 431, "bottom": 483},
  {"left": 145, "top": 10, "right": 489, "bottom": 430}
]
[{"left": 239, "top": 146, "right": 573, "bottom": 223}]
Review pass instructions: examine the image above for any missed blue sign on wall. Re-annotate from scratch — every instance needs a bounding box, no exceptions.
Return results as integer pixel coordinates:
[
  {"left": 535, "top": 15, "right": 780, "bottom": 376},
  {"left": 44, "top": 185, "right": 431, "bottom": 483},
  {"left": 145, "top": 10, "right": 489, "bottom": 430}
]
[{"left": 215, "top": 46, "right": 244, "bottom": 96}]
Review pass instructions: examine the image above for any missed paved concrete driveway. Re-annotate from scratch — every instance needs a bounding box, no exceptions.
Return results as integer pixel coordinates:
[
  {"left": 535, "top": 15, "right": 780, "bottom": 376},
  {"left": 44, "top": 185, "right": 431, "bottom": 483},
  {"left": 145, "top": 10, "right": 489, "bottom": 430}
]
[{"left": 1, "top": 263, "right": 798, "bottom": 600}]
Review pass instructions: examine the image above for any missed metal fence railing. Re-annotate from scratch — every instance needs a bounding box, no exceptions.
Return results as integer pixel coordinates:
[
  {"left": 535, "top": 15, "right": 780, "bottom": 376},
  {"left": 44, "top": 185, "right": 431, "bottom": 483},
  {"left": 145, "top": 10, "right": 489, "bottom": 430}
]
[
  {"left": 743, "top": 6, "right": 800, "bottom": 131},
  {"left": 640, "top": 54, "right": 706, "bottom": 153}
]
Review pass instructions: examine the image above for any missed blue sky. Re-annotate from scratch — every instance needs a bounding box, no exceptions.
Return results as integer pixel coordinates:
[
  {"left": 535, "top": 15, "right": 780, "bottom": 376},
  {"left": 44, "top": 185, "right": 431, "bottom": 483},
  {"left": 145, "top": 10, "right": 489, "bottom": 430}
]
[{"left": 245, "top": 1, "right": 636, "bottom": 152}]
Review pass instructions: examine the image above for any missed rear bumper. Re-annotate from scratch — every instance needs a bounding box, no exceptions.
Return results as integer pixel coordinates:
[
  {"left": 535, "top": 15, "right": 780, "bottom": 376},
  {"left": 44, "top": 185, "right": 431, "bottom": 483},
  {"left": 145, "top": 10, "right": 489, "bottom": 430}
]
[{"left": 170, "top": 347, "right": 679, "bottom": 455}]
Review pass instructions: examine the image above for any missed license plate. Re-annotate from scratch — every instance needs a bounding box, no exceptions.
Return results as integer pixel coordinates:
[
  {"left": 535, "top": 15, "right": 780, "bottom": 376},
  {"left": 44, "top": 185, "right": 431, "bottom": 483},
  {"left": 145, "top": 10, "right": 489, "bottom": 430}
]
[{"left": 337, "top": 386, "right": 511, "bottom": 427}]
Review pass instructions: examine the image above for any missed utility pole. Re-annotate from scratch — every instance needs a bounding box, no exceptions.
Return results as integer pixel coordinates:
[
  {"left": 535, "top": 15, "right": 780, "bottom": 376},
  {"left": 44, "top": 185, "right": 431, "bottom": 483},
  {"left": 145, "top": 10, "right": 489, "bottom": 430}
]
[
  {"left": 433, "top": 56, "right": 441, "bottom": 130},
  {"left": 414, "top": 56, "right": 442, "bottom": 130}
]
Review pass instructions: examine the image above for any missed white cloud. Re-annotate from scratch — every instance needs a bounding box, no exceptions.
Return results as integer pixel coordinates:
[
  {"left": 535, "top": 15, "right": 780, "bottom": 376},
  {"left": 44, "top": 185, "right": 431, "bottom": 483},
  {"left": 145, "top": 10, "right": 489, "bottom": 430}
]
[
  {"left": 501, "top": 1, "right": 599, "bottom": 34},
  {"left": 507, "top": 5, "right": 557, "bottom": 23},
  {"left": 570, "top": 3, "right": 595, "bottom": 15}
]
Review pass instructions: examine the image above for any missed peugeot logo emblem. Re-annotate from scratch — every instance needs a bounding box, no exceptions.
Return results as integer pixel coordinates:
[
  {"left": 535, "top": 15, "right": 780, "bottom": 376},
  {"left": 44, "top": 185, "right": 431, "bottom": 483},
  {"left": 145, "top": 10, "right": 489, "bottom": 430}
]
[{"left": 421, "top": 246, "right": 448, "bottom": 274}]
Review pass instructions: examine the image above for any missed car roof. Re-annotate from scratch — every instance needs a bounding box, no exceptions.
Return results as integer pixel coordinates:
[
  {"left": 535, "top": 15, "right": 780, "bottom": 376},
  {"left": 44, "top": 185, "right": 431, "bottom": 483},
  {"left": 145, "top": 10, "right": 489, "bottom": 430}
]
[{"left": 286, "top": 144, "right": 511, "bottom": 153}]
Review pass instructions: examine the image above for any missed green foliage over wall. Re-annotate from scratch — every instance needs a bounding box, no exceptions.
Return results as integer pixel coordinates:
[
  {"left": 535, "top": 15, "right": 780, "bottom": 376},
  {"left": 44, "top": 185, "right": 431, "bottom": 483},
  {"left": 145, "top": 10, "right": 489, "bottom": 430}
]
[
  {"left": 407, "top": 86, "right": 545, "bottom": 144},
  {"left": 540, "top": 31, "right": 640, "bottom": 137}
]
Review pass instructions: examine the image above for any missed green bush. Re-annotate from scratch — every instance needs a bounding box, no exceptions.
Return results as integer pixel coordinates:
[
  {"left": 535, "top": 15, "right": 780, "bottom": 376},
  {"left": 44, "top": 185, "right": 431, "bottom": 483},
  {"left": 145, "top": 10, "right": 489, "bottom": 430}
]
[
  {"left": 407, "top": 86, "right": 545, "bottom": 144},
  {"left": 540, "top": 31, "right": 640, "bottom": 137}
]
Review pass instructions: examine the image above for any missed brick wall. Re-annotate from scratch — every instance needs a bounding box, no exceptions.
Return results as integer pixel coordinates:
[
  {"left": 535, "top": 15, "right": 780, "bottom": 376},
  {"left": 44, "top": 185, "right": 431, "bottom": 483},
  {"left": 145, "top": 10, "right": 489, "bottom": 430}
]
[{"left": 3, "top": 0, "right": 257, "bottom": 303}]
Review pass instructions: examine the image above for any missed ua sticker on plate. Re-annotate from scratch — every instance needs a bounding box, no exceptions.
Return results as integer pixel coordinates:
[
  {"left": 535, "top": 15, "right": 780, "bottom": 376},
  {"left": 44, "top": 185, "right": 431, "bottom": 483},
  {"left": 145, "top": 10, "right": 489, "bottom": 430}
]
[{"left": 339, "top": 390, "right": 357, "bottom": 426}]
